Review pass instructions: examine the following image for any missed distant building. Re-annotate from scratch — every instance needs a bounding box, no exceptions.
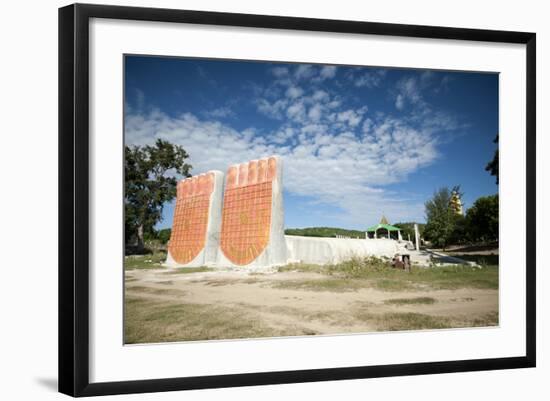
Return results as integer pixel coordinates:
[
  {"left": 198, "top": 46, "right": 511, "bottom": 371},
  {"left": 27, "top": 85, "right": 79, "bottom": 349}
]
[{"left": 366, "top": 215, "right": 402, "bottom": 240}]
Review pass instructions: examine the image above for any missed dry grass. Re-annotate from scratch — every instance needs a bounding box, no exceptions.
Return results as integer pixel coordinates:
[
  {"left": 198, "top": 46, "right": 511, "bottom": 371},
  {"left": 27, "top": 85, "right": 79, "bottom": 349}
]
[
  {"left": 125, "top": 286, "right": 187, "bottom": 297},
  {"left": 384, "top": 297, "right": 437, "bottom": 305},
  {"left": 277, "top": 258, "right": 498, "bottom": 292},
  {"left": 271, "top": 278, "right": 366, "bottom": 292},
  {"left": 124, "top": 252, "right": 167, "bottom": 270},
  {"left": 197, "top": 278, "right": 261, "bottom": 287},
  {"left": 352, "top": 311, "right": 498, "bottom": 331},
  {"left": 125, "top": 297, "right": 292, "bottom": 344}
]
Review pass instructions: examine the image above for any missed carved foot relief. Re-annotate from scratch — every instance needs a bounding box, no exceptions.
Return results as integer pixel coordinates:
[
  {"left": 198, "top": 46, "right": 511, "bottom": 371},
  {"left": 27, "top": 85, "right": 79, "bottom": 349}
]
[
  {"left": 168, "top": 172, "right": 214, "bottom": 265},
  {"left": 220, "top": 157, "right": 277, "bottom": 265},
  {"left": 167, "top": 156, "right": 284, "bottom": 268}
]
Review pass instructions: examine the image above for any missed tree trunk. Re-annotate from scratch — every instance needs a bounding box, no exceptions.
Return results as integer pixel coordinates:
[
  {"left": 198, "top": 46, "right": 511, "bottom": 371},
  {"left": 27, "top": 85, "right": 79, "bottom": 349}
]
[{"left": 137, "top": 224, "right": 145, "bottom": 253}]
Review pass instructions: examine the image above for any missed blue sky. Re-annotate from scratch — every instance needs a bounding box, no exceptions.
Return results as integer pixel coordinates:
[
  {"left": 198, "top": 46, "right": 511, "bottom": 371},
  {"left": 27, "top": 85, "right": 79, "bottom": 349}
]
[{"left": 124, "top": 55, "right": 498, "bottom": 230}]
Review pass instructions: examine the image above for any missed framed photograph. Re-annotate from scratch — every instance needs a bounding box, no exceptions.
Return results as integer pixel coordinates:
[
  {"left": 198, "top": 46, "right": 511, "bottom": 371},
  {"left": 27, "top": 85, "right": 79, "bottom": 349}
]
[{"left": 59, "top": 3, "right": 536, "bottom": 397}]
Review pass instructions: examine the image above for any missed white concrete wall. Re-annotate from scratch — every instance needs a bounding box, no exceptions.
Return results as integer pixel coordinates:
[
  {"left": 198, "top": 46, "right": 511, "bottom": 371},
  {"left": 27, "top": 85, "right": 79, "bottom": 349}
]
[{"left": 285, "top": 235, "right": 405, "bottom": 265}]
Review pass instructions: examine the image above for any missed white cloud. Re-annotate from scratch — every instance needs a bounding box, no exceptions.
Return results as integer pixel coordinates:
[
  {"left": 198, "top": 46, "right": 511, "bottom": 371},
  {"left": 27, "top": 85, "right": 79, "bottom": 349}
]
[
  {"left": 395, "top": 94, "right": 405, "bottom": 110},
  {"left": 127, "top": 66, "right": 462, "bottom": 226},
  {"left": 294, "top": 65, "right": 315, "bottom": 80},
  {"left": 308, "top": 103, "right": 323, "bottom": 122},
  {"left": 286, "top": 100, "right": 306, "bottom": 122},
  {"left": 271, "top": 127, "right": 295, "bottom": 144},
  {"left": 336, "top": 109, "right": 365, "bottom": 128},
  {"left": 282, "top": 64, "right": 339, "bottom": 83},
  {"left": 394, "top": 72, "right": 453, "bottom": 111},
  {"left": 256, "top": 98, "right": 288, "bottom": 119},
  {"left": 435, "top": 75, "right": 452, "bottom": 94},
  {"left": 353, "top": 69, "right": 387, "bottom": 88},
  {"left": 312, "top": 90, "right": 329, "bottom": 102},
  {"left": 319, "top": 66, "right": 337, "bottom": 80},
  {"left": 135, "top": 88, "right": 145, "bottom": 109},
  {"left": 196, "top": 66, "right": 218, "bottom": 87},
  {"left": 362, "top": 118, "right": 373, "bottom": 134},
  {"left": 327, "top": 99, "right": 341, "bottom": 109},
  {"left": 271, "top": 66, "right": 289, "bottom": 78},
  {"left": 396, "top": 77, "right": 423, "bottom": 108},
  {"left": 420, "top": 70, "right": 434, "bottom": 84},
  {"left": 285, "top": 86, "right": 304, "bottom": 99},
  {"left": 204, "top": 106, "right": 234, "bottom": 118},
  {"left": 126, "top": 106, "right": 440, "bottom": 225}
]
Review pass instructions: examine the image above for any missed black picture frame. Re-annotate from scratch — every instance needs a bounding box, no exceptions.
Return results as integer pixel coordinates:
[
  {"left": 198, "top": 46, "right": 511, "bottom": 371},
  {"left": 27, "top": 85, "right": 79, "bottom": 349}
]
[{"left": 59, "top": 3, "right": 536, "bottom": 397}]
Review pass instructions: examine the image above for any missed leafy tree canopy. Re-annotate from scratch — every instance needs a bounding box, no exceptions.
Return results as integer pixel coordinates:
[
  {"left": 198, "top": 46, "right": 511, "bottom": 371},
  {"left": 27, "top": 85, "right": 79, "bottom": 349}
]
[
  {"left": 125, "top": 139, "right": 192, "bottom": 252},
  {"left": 465, "top": 194, "right": 499, "bottom": 242},
  {"left": 157, "top": 228, "right": 172, "bottom": 244},
  {"left": 485, "top": 135, "right": 499, "bottom": 184}
]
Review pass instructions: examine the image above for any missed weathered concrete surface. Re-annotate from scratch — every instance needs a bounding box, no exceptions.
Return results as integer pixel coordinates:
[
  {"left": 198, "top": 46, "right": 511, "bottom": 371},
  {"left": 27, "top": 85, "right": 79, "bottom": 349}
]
[
  {"left": 165, "top": 171, "right": 224, "bottom": 267},
  {"left": 285, "top": 236, "right": 406, "bottom": 265}
]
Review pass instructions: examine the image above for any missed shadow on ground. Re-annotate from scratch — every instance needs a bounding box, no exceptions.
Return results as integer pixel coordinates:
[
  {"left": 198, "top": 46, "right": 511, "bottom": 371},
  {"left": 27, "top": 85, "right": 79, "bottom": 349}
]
[
  {"left": 447, "top": 254, "right": 499, "bottom": 265},
  {"left": 35, "top": 377, "right": 57, "bottom": 392}
]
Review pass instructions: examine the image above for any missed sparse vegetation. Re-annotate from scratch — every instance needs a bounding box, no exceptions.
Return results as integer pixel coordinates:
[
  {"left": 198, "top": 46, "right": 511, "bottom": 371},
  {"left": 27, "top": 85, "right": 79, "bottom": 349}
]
[
  {"left": 125, "top": 297, "right": 291, "bottom": 344},
  {"left": 352, "top": 311, "right": 498, "bottom": 331},
  {"left": 384, "top": 297, "right": 436, "bottom": 305},
  {"left": 123, "top": 251, "right": 218, "bottom": 274},
  {"left": 126, "top": 285, "right": 187, "bottom": 297},
  {"left": 354, "top": 312, "right": 450, "bottom": 330},
  {"left": 124, "top": 252, "right": 167, "bottom": 270},
  {"left": 271, "top": 278, "right": 365, "bottom": 292},
  {"left": 277, "top": 257, "right": 498, "bottom": 291},
  {"left": 278, "top": 256, "right": 389, "bottom": 277}
]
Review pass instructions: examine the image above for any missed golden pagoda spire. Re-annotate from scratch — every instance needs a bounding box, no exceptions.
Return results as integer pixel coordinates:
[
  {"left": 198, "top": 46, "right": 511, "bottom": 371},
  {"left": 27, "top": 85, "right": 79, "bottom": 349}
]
[{"left": 449, "top": 190, "right": 464, "bottom": 215}]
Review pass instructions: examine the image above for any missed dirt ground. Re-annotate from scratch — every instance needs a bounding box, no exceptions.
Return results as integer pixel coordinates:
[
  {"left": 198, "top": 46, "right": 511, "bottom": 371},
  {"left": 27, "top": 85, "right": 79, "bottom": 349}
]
[{"left": 124, "top": 267, "right": 499, "bottom": 344}]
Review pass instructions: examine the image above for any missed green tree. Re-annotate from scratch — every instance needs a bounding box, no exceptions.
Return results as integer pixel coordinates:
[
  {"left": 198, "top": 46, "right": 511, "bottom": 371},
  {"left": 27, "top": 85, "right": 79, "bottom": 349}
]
[
  {"left": 465, "top": 194, "right": 499, "bottom": 242},
  {"left": 423, "top": 187, "right": 457, "bottom": 250},
  {"left": 449, "top": 214, "right": 468, "bottom": 244},
  {"left": 125, "top": 139, "right": 192, "bottom": 253},
  {"left": 157, "top": 228, "right": 172, "bottom": 244},
  {"left": 485, "top": 135, "right": 499, "bottom": 184}
]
